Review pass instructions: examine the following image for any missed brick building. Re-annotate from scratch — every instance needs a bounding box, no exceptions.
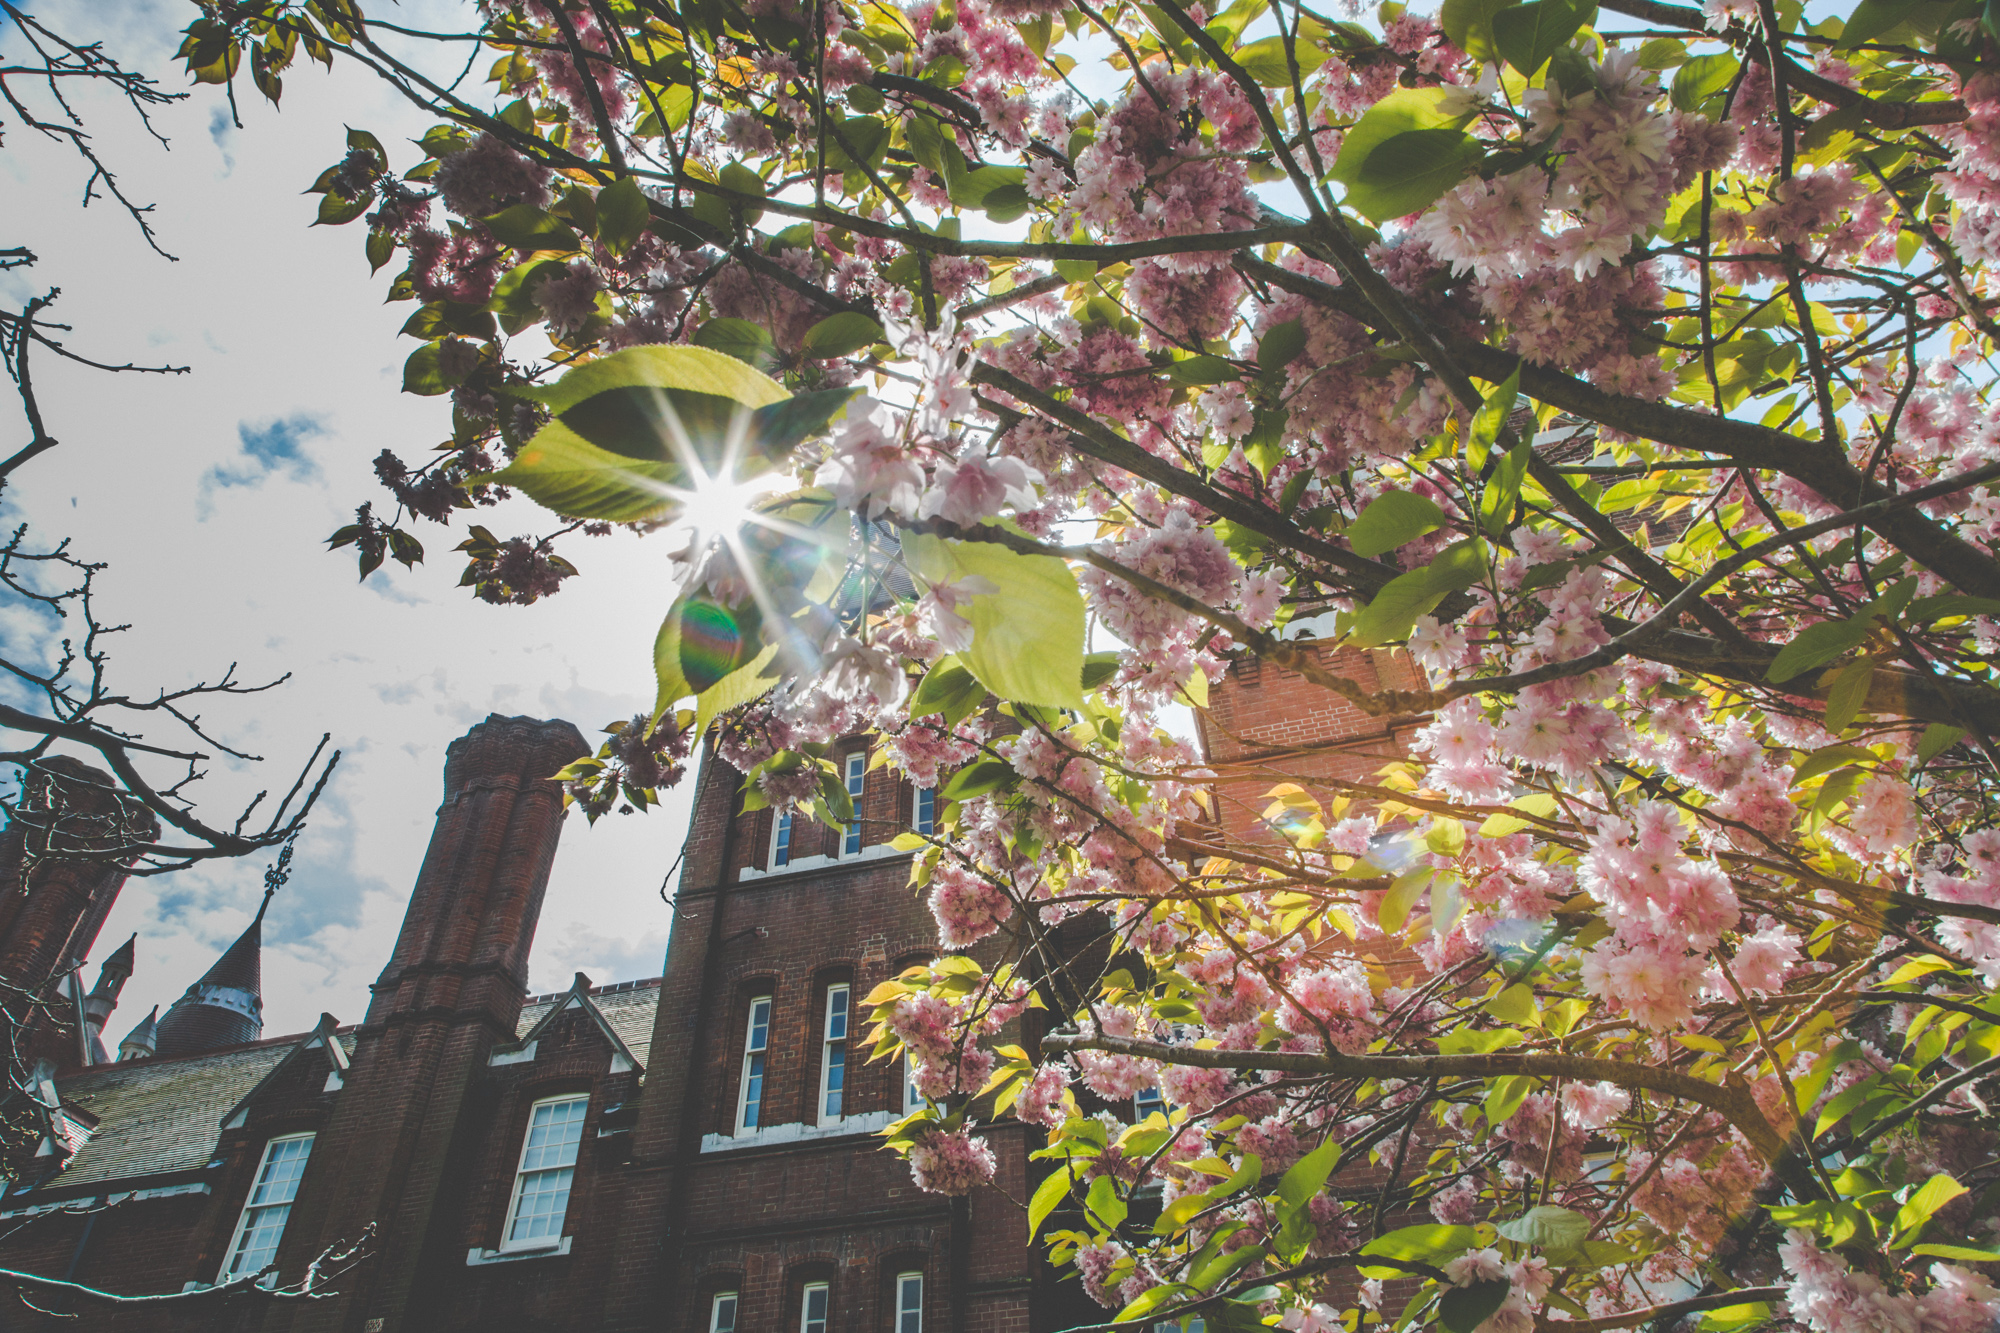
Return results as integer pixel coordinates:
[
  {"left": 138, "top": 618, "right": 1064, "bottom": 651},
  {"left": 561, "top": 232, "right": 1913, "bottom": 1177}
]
[{"left": 0, "top": 635, "right": 1400, "bottom": 1331}]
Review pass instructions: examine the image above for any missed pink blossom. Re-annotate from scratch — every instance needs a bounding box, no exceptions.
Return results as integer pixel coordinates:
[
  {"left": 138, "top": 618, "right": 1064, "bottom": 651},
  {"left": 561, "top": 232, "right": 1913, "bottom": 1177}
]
[{"left": 906, "top": 1126, "right": 997, "bottom": 1195}]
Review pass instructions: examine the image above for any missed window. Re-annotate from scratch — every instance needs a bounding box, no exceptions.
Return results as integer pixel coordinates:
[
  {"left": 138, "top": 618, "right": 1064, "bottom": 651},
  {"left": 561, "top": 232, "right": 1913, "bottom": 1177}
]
[
  {"left": 1153, "top": 1321, "right": 1206, "bottom": 1333},
  {"left": 842, "top": 752, "right": 866, "bottom": 854},
  {"left": 896, "top": 1271, "right": 923, "bottom": 1333},
  {"left": 222, "top": 1132, "right": 314, "bottom": 1279},
  {"left": 901, "top": 1055, "right": 922, "bottom": 1114},
  {"left": 710, "top": 1292, "right": 740, "bottom": 1333},
  {"left": 913, "top": 786, "right": 935, "bottom": 836},
  {"left": 1135, "top": 1085, "right": 1165, "bottom": 1120},
  {"left": 503, "top": 1095, "right": 588, "bottom": 1250},
  {"left": 772, "top": 810, "right": 793, "bottom": 868},
  {"left": 818, "top": 984, "right": 849, "bottom": 1125},
  {"left": 737, "top": 996, "right": 773, "bottom": 1134},
  {"left": 801, "top": 1280, "right": 831, "bottom": 1333}
]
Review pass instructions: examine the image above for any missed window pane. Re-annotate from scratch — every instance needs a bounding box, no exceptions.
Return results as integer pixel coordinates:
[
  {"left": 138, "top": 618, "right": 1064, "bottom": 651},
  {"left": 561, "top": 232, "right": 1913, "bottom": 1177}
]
[
  {"left": 743, "top": 1052, "right": 766, "bottom": 1128},
  {"left": 826, "top": 987, "right": 848, "bottom": 1041},
  {"left": 898, "top": 1272, "right": 923, "bottom": 1333},
  {"left": 748, "top": 998, "right": 771, "bottom": 1052},
  {"left": 843, "top": 754, "right": 865, "bottom": 854},
  {"left": 711, "top": 1293, "right": 739, "bottom": 1333},
  {"left": 506, "top": 1098, "right": 586, "bottom": 1246},
  {"left": 823, "top": 1047, "right": 844, "bottom": 1119},
  {"left": 224, "top": 1134, "right": 315, "bottom": 1277},
  {"left": 774, "top": 811, "right": 792, "bottom": 866},
  {"left": 915, "top": 788, "right": 935, "bottom": 835},
  {"left": 508, "top": 1166, "right": 575, "bottom": 1242},
  {"left": 802, "top": 1281, "right": 830, "bottom": 1333}
]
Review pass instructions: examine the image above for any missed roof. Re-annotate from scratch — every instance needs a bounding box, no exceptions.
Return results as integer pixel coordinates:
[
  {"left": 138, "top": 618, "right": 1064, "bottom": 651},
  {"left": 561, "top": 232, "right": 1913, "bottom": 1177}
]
[
  {"left": 153, "top": 894, "right": 268, "bottom": 1058},
  {"left": 41, "top": 1034, "right": 347, "bottom": 1190},
  {"left": 516, "top": 977, "right": 662, "bottom": 1068}
]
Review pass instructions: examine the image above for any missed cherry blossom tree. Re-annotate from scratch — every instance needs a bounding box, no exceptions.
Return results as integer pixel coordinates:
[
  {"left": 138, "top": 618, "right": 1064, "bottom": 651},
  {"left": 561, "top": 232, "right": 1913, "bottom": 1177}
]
[{"left": 188, "top": 0, "right": 2000, "bottom": 1326}]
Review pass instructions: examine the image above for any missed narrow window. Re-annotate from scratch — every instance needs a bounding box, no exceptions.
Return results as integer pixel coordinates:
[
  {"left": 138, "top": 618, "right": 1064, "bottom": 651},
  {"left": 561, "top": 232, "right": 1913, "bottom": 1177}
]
[
  {"left": 896, "top": 1271, "right": 924, "bottom": 1333},
  {"left": 772, "top": 810, "right": 793, "bottom": 868},
  {"left": 222, "top": 1132, "right": 314, "bottom": 1279},
  {"left": 901, "top": 1055, "right": 922, "bottom": 1114},
  {"left": 737, "top": 996, "right": 773, "bottom": 1134},
  {"left": 913, "top": 786, "right": 936, "bottom": 836},
  {"left": 819, "top": 984, "right": 850, "bottom": 1125},
  {"left": 842, "top": 752, "right": 866, "bottom": 854},
  {"left": 801, "top": 1280, "right": 831, "bottom": 1333},
  {"left": 710, "top": 1292, "right": 740, "bottom": 1333},
  {"left": 503, "top": 1095, "right": 588, "bottom": 1250}
]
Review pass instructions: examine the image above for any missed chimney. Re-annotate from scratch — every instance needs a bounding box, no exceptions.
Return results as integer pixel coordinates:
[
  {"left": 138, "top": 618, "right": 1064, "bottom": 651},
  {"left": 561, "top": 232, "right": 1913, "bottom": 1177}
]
[
  {"left": 0, "top": 759, "right": 158, "bottom": 1073},
  {"left": 273, "top": 715, "right": 586, "bottom": 1333}
]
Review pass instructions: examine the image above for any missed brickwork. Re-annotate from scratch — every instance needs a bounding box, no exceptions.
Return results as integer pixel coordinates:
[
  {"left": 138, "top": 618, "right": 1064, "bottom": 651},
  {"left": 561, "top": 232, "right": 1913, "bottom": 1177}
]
[{"left": 0, "top": 758, "right": 159, "bottom": 1074}]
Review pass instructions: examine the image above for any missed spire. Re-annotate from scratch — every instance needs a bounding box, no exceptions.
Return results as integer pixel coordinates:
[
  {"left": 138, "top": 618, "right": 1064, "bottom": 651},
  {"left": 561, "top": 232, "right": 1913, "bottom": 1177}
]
[
  {"left": 151, "top": 901, "right": 265, "bottom": 1058},
  {"left": 117, "top": 1006, "right": 157, "bottom": 1062},
  {"left": 152, "top": 842, "right": 291, "bottom": 1060},
  {"left": 81, "top": 933, "right": 137, "bottom": 1065}
]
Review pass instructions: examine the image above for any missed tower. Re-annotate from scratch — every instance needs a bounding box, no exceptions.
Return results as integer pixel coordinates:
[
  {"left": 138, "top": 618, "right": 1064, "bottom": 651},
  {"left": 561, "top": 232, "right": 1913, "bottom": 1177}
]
[
  {"left": 115, "top": 1004, "right": 157, "bottom": 1062},
  {"left": 152, "top": 895, "right": 268, "bottom": 1058},
  {"left": 78, "top": 933, "right": 135, "bottom": 1063},
  {"left": 0, "top": 757, "right": 158, "bottom": 1073},
  {"left": 270, "top": 714, "right": 586, "bottom": 1333}
]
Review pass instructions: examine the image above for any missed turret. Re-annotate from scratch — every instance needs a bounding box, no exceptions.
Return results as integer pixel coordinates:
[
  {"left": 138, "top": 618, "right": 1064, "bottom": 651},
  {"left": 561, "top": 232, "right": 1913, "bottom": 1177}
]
[
  {"left": 152, "top": 893, "right": 268, "bottom": 1058},
  {"left": 80, "top": 933, "right": 135, "bottom": 1063},
  {"left": 116, "top": 1005, "right": 158, "bottom": 1062}
]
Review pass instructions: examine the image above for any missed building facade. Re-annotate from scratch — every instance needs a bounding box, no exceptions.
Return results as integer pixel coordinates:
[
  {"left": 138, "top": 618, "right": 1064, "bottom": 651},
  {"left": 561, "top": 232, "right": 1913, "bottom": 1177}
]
[{"left": 0, "top": 639, "right": 1395, "bottom": 1330}]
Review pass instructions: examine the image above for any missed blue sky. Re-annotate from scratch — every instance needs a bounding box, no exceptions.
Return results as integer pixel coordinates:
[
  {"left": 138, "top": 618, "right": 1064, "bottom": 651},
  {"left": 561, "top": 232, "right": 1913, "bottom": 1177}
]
[{"left": 3, "top": 0, "right": 701, "bottom": 1036}]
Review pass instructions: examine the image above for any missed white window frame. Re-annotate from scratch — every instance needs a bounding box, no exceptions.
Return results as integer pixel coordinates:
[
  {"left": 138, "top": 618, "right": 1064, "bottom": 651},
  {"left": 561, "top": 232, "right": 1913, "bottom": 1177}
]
[
  {"left": 500, "top": 1094, "right": 589, "bottom": 1253},
  {"left": 901, "top": 1053, "right": 922, "bottom": 1114},
  {"left": 220, "top": 1131, "right": 315, "bottom": 1281},
  {"left": 710, "top": 1290, "right": 740, "bottom": 1333},
  {"left": 841, "top": 752, "right": 866, "bottom": 855},
  {"left": 736, "top": 995, "right": 774, "bottom": 1135},
  {"left": 801, "top": 1280, "right": 831, "bottom": 1333},
  {"left": 817, "top": 984, "right": 850, "bottom": 1127},
  {"left": 771, "top": 809, "right": 793, "bottom": 868},
  {"left": 1134, "top": 1085, "right": 1166, "bottom": 1120},
  {"left": 913, "top": 785, "right": 936, "bottom": 836},
  {"left": 896, "top": 1270, "right": 924, "bottom": 1333}
]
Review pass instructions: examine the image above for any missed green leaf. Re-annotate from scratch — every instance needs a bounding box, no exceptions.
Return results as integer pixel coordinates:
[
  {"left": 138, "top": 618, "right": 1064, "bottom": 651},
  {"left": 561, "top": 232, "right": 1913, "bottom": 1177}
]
[
  {"left": 1768, "top": 618, "right": 1871, "bottom": 683},
  {"left": 1350, "top": 540, "right": 1488, "bottom": 647},
  {"left": 1671, "top": 53, "right": 1739, "bottom": 112},
  {"left": 402, "top": 340, "right": 452, "bottom": 396},
  {"left": 595, "top": 175, "right": 651, "bottom": 255},
  {"left": 941, "top": 758, "right": 1017, "bottom": 802},
  {"left": 482, "top": 203, "right": 581, "bottom": 252},
  {"left": 1822, "top": 657, "right": 1876, "bottom": 733},
  {"left": 1906, "top": 594, "right": 2000, "bottom": 623},
  {"left": 1258, "top": 319, "right": 1308, "bottom": 371},
  {"left": 1911, "top": 1243, "right": 2000, "bottom": 1261},
  {"left": 1496, "top": 1205, "right": 1590, "bottom": 1251},
  {"left": 911, "top": 661, "right": 988, "bottom": 728},
  {"left": 1699, "top": 1302, "right": 1773, "bottom": 1333},
  {"left": 1170, "top": 354, "right": 1241, "bottom": 386},
  {"left": 512, "top": 343, "right": 789, "bottom": 416},
  {"left": 903, "top": 532, "right": 1087, "bottom": 709},
  {"left": 1347, "top": 491, "right": 1448, "bottom": 558},
  {"left": 1378, "top": 866, "right": 1432, "bottom": 934},
  {"left": 1467, "top": 365, "right": 1521, "bottom": 469},
  {"left": 1086, "top": 1173, "right": 1129, "bottom": 1231},
  {"left": 1234, "top": 33, "right": 1327, "bottom": 84},
  {"left": 1917, "top": 724, "right": 1965, "bottom": 765},
  {"left": 982, "top": 183, "right": 1033, "bottom": 222},
  {"left": 1275, "top": 1137, "right": 1342, "bottom": 1215},
  {"left": 1893, "top": 1173, "right": 1967, "bottom": 1242},
  {"left": 1329, "top": 88, "right": 1481, "bottom": 225},
  {"left": 1790, "top": 743, "right": 1879, "bottom": 787},
  {"left": 1439, "top": 0, "right": 1519, "bottom": 60},
  {"left": 1838, "top": 0, "right": 1926, "bottom": 45},
  {"left": 1478, "top": 793, "right": 1559, "bottom": 837},
  {"left": 1484, "top": 983, "right": 1537, "bottom": 1025},
  {"left": 1492, "top": 0, "right": 1585, "bottom": 74},
  {"left": 1359, "top": 1223, "right": 1476, "bottom": 1264},
  {"left": 1481, "top": 443, "right": 1531, "bottom": 537},
  {"left": 1441, "top": 1280, "right": 1511, "bottom": 1333},
  {"left": 800, "top": 312, "right": 886, "bottom": 359},
  {"left": 1484, "top": 1074, "right": 1535, "bottom": 1125},
  {"left": 694, "top": 317, "right": 778, "bottom": 370},
  {"left": 1029, "top": 1166, "right": 1072, "bottom": 1240}
]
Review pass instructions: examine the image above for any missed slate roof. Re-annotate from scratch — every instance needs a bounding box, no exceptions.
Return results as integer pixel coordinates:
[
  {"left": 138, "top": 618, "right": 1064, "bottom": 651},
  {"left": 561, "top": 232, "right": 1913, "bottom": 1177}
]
[
  {"left": 45, "top": 1032, "right": 350, "bottom": 1190},
  {"left": 517, "top": 977, "right": 662, "bottom": 1068}
]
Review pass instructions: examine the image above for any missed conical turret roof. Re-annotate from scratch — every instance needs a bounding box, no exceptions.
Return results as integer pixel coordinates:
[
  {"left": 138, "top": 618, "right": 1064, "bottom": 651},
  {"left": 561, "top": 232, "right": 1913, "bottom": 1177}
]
[
  {"left": 97, "top": 933, "right": 137, "bottom": 982},
  {"left": 117, "top": 1005, "right": 158, "bottom": 1061},
  {"left": 152, "top": 892, "right": 268, "bottom": 1059}
]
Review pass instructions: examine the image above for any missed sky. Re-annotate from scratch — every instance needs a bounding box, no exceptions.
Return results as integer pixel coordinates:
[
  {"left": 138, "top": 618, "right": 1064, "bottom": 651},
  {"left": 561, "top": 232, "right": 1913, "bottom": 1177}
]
[{"left": 3, "top": 0, "right": 703, "bottom": 1040}]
